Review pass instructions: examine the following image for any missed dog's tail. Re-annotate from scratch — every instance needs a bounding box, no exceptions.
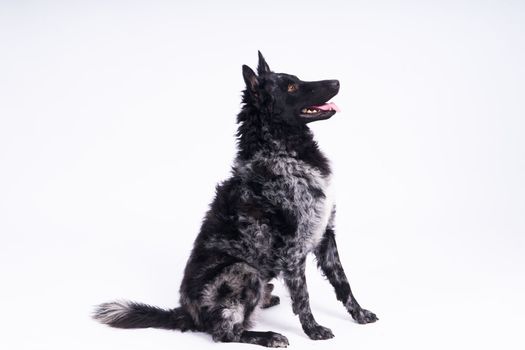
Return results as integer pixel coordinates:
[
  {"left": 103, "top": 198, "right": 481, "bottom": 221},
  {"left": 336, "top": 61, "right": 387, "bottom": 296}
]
[{"left": 93, "top": 300, "right": 195, "bottom": 331}]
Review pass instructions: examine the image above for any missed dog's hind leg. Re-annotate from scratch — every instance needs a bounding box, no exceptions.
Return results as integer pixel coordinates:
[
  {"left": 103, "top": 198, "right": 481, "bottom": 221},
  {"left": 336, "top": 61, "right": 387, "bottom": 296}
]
[
  {"left": 261, "top": 283, "right": 280, "bottom": 309},
  {"left": 314, "top": 226, "right": 378, "bottom": 324},
  {"left": 202, "top": 263, "right": 288, "bottom": 347}
]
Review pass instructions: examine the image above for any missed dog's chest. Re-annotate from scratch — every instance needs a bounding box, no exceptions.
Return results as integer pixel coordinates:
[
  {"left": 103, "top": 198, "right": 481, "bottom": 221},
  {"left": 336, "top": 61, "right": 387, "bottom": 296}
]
[{"left": 263, "top": 156, "right": 334, "bottom": 250}]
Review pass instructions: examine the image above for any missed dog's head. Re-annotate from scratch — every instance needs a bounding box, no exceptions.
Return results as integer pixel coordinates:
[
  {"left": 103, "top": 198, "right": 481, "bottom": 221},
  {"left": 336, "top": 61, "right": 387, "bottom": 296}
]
[{"left": 242, "top": 51, "right": 340, "bottom": 124}]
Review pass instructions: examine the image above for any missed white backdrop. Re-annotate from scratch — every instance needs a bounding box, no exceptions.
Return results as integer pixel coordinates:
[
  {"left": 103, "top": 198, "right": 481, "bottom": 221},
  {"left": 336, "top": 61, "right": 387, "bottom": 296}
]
[{"left": 1, "top": 1, "right": 524, "bottom": 349}]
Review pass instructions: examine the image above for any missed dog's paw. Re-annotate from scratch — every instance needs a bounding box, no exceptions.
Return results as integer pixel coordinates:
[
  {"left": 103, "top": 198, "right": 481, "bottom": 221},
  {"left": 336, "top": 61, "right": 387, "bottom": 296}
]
[
  {"left": 351, "top": 308, "right": 378, "bottom": 324},
  {"left": 264, "top": 332, "right": 289, "bottom": 348},
  {"left": 262, "top": 295, "right": 280, "bottom": 309},
  {"left": 304, "top": 325, "right": 334, "bottom": 340}
]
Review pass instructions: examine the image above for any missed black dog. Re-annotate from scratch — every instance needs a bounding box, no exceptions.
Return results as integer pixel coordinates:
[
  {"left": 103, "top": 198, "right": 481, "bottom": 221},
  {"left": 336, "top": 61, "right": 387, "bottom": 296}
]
[{"left": 94, "top": 52, "right": 377, "bottom": 347}]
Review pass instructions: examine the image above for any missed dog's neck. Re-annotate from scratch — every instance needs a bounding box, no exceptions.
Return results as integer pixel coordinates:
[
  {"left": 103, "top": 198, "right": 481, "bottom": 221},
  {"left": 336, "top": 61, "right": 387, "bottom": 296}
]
[{"left": 235, "top": 108, "right": 331, "bottom": 176}]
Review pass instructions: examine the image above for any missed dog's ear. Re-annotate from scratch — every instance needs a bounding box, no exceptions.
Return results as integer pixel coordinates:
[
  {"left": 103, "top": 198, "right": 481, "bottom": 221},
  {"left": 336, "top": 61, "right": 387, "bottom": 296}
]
[
  {"left": 242, "top": 65, "right": 258, "bottom": 94},
  {"left": 257, "top": 51, "right": 270, "bottom": 75}
]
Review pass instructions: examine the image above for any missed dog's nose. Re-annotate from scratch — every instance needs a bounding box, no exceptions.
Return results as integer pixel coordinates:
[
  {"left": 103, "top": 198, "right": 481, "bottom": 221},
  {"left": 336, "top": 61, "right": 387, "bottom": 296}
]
[{"left": 330, "top": 80, "right": 340, "bottom": 90}]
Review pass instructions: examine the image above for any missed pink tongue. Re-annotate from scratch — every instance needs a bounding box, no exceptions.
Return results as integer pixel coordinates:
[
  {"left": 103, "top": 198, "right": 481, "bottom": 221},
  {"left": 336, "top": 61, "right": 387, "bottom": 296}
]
[{"left": 313, "top": 102, "right": 340, "bottom": 112}]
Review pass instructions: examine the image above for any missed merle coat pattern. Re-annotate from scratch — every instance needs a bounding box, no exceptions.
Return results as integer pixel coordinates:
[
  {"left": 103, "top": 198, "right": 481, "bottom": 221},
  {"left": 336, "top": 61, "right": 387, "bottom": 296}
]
[{"left": 93, "top": 52, "right": 377, "bottom": 348}]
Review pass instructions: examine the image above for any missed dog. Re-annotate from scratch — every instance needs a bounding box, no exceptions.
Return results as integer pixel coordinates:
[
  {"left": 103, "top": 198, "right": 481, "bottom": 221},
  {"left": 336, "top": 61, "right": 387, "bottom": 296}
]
[{"left": 93, "top": 52, "right": 377, "bottom": 347}]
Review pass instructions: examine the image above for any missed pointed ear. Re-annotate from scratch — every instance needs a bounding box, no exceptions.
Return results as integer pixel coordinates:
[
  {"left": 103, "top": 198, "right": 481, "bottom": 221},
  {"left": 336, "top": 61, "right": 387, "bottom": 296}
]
[
  {"left": 242, "top": 64, "right": 258, "bottom": 93},
  {"left": 257, "top": 51, "right": 270, "bottom": 75}
]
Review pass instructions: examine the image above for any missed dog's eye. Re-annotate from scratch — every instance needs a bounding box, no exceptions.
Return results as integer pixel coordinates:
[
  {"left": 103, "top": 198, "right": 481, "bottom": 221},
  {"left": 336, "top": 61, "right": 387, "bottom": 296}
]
[{"left": 287, "top": 83, "right": 298, "bottom": 93}]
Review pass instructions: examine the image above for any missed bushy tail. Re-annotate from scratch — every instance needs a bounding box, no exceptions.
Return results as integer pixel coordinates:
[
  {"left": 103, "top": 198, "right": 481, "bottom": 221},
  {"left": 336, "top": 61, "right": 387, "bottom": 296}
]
[{"left": 93, "top": 300, "right": 195, "bottom": 331}]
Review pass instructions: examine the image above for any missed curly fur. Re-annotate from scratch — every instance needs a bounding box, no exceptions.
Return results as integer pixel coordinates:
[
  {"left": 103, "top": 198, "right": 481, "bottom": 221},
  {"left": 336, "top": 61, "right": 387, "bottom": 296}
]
[{"left": 93, "top": 52, "right": 377, "bottom": 348}]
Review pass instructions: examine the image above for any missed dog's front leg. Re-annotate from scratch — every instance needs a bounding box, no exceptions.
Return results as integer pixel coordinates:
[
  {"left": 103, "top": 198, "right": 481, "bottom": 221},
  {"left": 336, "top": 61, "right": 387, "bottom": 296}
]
[
  {"left": 283, "top": 260, "right": 334, "bottom": 340},
  {"left": 314, "top": 226, "right": 378, "bottom": 324}
]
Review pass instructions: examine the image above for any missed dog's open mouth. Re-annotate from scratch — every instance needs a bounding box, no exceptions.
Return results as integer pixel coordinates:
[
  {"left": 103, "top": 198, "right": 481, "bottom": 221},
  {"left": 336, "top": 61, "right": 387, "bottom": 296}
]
[{"left": 299, "top": 102, "right": 340, "bottom": 120}]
